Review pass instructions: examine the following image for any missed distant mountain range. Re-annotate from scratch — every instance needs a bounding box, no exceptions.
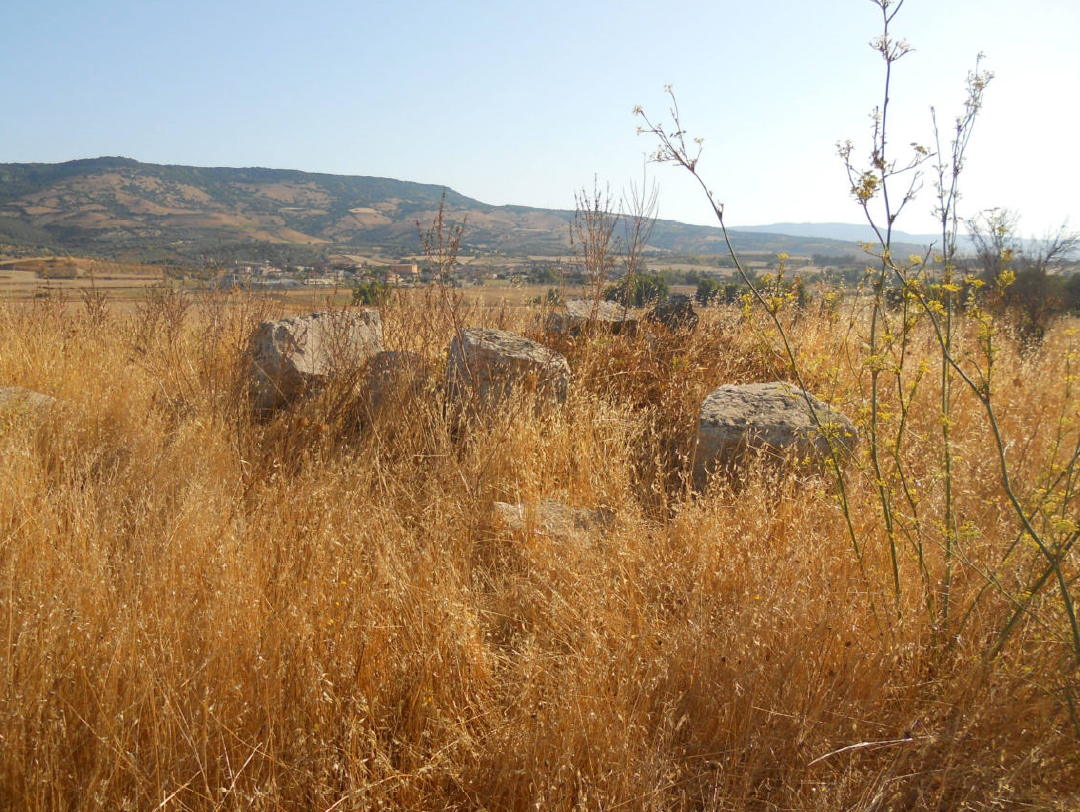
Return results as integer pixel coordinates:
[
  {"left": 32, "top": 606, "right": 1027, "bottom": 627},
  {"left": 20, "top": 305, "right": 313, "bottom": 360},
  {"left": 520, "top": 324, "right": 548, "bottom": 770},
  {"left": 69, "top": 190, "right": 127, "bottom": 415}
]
[
  {"left": 731, "top": 222, "right": 931, "bottom": 245},
  {"left": 0, "top": 157, "right": 933, "bottom": 262}
]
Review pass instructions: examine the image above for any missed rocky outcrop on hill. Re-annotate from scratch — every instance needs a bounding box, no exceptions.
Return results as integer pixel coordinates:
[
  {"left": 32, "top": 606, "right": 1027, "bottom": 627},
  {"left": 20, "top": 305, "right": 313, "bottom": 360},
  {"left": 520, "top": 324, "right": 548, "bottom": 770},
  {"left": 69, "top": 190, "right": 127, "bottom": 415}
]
[
  {"left": 446, "top": 328, "right": 570, "bottom": 411},
  {"left": 248, "top": 310, "right": 383, "bottom": 413},
  {"left": 546, "top": 298, "right": 637, "bottom": 335},
  {"left": 695, "top": 382, "right": 858, "bottom": 484}
]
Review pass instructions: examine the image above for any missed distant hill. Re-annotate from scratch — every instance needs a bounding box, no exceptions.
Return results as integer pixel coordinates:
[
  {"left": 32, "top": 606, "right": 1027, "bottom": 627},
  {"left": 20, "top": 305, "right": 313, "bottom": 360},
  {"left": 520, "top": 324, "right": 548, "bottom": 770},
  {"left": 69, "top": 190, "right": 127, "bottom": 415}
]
[
  {"left": 0, "top": 157, "right": 904, "bottom": 261},
  {"left": 730, "top": 221, "right": 973, "bottom": 251}
]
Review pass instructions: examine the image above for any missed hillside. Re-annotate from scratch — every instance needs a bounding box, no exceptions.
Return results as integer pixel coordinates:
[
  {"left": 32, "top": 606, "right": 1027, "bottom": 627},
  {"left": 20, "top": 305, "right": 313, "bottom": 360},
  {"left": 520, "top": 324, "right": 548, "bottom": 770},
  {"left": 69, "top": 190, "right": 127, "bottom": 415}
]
[{"left": 0, "top": 158, "right": 889, "bottom": 261}]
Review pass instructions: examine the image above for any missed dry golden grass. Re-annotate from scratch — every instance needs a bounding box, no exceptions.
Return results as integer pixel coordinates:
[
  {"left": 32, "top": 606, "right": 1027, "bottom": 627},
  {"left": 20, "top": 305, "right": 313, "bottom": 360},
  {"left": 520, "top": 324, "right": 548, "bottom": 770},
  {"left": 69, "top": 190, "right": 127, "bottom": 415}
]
[{"left": 1, "top": 287, "right": 1078, "bottom": 810}]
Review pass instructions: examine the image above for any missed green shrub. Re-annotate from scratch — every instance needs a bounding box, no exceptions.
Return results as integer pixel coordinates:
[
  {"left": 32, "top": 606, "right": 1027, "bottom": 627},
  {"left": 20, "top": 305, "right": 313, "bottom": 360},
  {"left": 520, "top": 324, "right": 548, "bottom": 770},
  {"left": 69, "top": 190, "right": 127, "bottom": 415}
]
[
  {"left": 604, "top": 272, "right": 668, "bottom": 307},
  {"left": 351, "top": 279, "right": 392, "bottom": 306}
]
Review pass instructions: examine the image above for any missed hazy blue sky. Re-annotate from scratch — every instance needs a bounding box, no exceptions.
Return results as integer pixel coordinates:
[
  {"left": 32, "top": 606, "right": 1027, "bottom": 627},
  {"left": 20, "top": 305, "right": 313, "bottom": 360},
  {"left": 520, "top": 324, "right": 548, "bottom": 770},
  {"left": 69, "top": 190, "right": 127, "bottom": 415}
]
[{"left": 2, "top": 0, "right": 1077, "bottom": 237}]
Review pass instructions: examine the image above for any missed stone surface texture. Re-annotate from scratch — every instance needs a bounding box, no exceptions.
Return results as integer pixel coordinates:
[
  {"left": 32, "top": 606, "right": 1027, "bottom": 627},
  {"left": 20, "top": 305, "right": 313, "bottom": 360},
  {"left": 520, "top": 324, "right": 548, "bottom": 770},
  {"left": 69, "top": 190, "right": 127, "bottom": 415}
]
[
  {"left": 362, "top": 350, "right": 431, "bottom": 415},
  {"left": 646, "top": 294, "right": 699, "bottom": 332},
  {"left": 547, "top": 298, "right": 637, "bottom": 335},
  {"left": 0, "top": 386, "right": 56, "bottom": 417},
  {"left": 249, "top": 310, "right": 383, "bottom": 412},
  {"left": 493, "top": 500, "right": 614, "bottom": 540},
  {"left": 446, "top": 328, "right": 570, "bottom": 409},
  {"left": 696, "top": 382, "right": 859, "bottom": 481}
]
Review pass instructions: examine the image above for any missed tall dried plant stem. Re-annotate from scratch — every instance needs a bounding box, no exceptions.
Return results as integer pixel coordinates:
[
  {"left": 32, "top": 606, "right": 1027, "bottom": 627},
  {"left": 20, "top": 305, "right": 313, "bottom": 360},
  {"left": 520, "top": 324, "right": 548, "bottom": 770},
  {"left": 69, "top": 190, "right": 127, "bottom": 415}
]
[{"left": 635, "top": 90, "right": 872, "bottom": 619}]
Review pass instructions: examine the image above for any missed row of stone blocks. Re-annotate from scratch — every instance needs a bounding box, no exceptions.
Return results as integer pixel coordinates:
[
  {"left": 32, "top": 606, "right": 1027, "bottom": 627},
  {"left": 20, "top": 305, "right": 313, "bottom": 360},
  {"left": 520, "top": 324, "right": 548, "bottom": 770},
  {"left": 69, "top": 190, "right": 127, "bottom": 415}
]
[
  {"left": 0, "top": 309, "right": 860, "bottom": 486},
  {"left": 246, "top": 310, "right": 571, "bottom": 416},
  {"left": 246, "top": 310, "right": 859, "bottom": 483}
]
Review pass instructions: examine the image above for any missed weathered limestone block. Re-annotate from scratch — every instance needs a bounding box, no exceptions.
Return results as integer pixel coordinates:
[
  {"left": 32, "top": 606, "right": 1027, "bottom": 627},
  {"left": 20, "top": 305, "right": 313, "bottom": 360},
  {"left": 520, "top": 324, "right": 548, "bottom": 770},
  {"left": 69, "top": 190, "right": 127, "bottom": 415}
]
[
  {"left": 646, "top": 293, "right": 699, "bottom": 332},
  {"left": 546, "top": 298, "right": 637, "bottom": 335},
  {"left": 446, "top": 328, "right": 570, "bottom": 410},
  {"left": 0, "top": 386, "right": 56, "bottom": 418},
  {"left": 362, "top": 350, "right": 432, "bottom": 415},
  {"left": 695, "top": 382, "right": 859, "bottom": 483},
  {"left": 493, "top": 499, "right": 614, "bottom": 541},
  {"left": 248, "top": 310, "right": 383, "bottom": 413}
]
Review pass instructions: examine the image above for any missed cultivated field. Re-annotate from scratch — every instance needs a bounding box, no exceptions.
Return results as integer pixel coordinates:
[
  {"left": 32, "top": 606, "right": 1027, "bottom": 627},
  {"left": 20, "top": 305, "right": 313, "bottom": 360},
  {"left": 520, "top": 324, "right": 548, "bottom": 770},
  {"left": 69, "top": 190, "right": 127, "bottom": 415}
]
[
  {"left": 1, "top": 285, "right": 1078, "bottom": 810},
  {"left": 0, "top": 258, "right": 166, "bottom": 301}
]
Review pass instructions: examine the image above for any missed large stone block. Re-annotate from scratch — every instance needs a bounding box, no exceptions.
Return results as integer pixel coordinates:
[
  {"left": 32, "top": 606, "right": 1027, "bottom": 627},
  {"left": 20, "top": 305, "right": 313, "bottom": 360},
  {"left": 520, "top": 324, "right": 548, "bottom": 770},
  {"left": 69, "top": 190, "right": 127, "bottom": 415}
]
[
  {"left": 546, "top": 298, "right": 637, "bottom": 335},
  {"left": 446, "top": 328, "right": 570, "bottom": 411},
  {"left": 362, "top": 350, "right": 432, "bottom": 416},
  {"left": 493, "top": 499, "right": 615, "bottom": 541},
  {"left": 646, "top": 293, "right": 699, "bottom": 332},
  {"left": 695, "top": 382, "right": 858, "bottom": 483},
  {"left": 0, "top": 386, "right": 56, "bottom": 419},
  {"left": 248, "top": 310, "right": 383, "bottom": 413}
]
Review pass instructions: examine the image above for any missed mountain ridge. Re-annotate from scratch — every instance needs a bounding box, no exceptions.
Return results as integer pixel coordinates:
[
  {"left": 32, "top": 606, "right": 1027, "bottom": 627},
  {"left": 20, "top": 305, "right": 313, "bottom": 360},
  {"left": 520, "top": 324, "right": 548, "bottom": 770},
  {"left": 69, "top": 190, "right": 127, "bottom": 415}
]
[
  {"left": 729, "top": 221, "right": 944, "bottom": 246},
  {"left": 0, "top": 157, "right": 923, "bottom": 261}
]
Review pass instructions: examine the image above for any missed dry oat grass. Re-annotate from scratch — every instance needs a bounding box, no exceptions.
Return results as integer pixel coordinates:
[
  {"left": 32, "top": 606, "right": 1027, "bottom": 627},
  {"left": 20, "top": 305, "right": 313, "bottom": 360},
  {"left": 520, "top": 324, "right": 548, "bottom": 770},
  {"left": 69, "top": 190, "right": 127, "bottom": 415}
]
[{"left": 1, "top": 288, "right": 1077, "bottom": 811}]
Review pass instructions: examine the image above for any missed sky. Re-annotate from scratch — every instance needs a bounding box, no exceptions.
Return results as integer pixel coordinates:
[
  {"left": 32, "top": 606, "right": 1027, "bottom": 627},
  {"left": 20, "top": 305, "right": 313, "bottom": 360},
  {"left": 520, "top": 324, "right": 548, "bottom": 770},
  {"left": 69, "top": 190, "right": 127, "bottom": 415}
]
[{"left": 2, "top": 0, "right": 1078, "bottom": 238}]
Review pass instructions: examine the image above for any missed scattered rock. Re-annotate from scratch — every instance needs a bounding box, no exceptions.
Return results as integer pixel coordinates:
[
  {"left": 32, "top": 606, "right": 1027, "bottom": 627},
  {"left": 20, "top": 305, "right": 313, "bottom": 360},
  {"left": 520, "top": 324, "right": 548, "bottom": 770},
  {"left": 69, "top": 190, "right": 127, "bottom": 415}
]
[
  {"left": 646, "top": 293, "right": 699, "bottom": 332},
  {"left": 493, "top": 499, "right": 614, "bottom": 540},
  {"left": 0, "top": 386, "right": 56, "bottom": 418},
  {"left": 362, "top": 350, "right": 432, "bottom": 416},
  {"left": 547, "top": 298, "right": 637, "bottom": 335},
  {"left": 446, "top": 328, "right": 570, "bottom": 411},
  {"left": 248, "top": 310, "right": 383, "bottom": 413},
  {"left": 695, "top": 382, "right": 859, "bottom": 483}
]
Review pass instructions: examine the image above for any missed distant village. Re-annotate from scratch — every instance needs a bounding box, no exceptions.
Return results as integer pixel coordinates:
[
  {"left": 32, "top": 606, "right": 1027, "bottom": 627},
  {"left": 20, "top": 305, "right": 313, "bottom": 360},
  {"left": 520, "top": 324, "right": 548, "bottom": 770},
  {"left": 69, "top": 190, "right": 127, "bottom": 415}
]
[{"left": 211, "top": 256, "right": 587, "bottom": 290}]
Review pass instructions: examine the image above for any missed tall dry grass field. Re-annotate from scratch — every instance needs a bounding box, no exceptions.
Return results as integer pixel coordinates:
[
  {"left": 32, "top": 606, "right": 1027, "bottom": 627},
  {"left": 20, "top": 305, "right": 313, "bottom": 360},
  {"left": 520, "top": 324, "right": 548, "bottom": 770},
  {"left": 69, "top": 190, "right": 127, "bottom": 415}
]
[{"left": 1, "top": 287, "right": 1077, "bottom": 810}]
